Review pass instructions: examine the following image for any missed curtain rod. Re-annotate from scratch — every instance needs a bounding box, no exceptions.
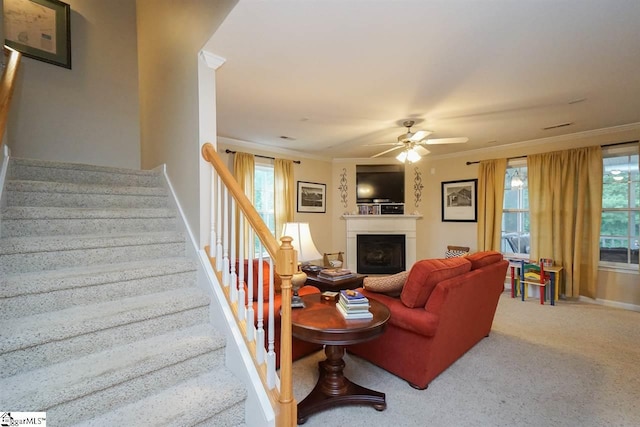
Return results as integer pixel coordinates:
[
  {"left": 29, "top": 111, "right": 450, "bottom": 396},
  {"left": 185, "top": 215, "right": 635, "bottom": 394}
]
[
  {"left": 225, "top": 149, "right": 301, "bottom": 164},
  {"left": 465, "top": 139, "right": 639, "bottom": 165}
]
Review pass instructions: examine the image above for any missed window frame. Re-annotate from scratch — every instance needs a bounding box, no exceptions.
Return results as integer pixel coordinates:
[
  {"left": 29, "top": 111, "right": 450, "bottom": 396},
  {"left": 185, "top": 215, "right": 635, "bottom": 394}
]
[
  {"left": 501, "top": 159, "right": 529, "bottom": 258},
  {"left": 253, "top": 161, "right": 276, "bottom": 257},
  {"left": 599, "top": 146, "right": 639, "bottom": 271}
]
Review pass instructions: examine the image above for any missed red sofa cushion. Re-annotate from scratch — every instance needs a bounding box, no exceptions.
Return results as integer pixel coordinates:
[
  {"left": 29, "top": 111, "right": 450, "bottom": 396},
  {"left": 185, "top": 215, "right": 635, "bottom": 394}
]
[
  {"left": 361, "top": 290, "right": 439, "bottom": 337},
  {"left": 466, "top": 251, "right": 503, "bottom": 270},
  {"left": 400, "top": 257, "right": 471, "bottom": 308}
]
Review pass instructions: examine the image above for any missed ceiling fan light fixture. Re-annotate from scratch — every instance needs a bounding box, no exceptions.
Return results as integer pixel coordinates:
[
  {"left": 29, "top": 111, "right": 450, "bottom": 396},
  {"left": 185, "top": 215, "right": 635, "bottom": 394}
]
[
  {"left": 396, "top": 150, "right": 408, "bottom": 163},
  {"left": 406, "top": 148, "right": 421, "bottom": 163},
  {"left": 396, "top": 147, "right": 421, "bottom": 163}
]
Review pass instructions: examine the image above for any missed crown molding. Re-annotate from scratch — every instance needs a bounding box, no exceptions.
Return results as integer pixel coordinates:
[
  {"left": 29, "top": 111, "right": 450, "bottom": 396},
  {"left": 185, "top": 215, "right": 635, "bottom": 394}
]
[
  {"left": 200, "top": 50, "right": 226, "bottom": 70},
  {"left": 430, "top": 122, "right": 640, "bottom": 162}
]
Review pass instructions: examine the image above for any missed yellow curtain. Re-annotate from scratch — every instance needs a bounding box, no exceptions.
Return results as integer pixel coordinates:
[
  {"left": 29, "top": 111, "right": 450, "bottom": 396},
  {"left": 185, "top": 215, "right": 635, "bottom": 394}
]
[
  {"left": 528, "top": 146, "right": 602, "bottom": 298},
  {"left": 233, "top": 152, "right": 255, "bottom": 259},
  {"left": 274, "top": 158, "right": 294, "bottom": 238},
  {"left": 233, "top": 152, "right": 255, "bottom": 200},
  {"left": 477, "top": 159, "right": 507, "bottom": 251}
]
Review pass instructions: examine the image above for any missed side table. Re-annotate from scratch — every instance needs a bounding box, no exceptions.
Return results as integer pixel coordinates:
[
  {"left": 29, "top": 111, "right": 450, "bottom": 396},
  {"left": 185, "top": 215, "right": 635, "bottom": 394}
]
[
  {"left": 291, "top": 293, "right": 389, "bottom": 424},
  {"left": 304, "top": 273, "right": 366, "bottom": 292}
]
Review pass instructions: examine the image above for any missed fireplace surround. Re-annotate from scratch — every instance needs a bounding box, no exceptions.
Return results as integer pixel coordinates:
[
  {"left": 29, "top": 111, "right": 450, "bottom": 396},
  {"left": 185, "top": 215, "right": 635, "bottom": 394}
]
[{"left": 343, "top": 214, "right": 420, "bottom": 274}]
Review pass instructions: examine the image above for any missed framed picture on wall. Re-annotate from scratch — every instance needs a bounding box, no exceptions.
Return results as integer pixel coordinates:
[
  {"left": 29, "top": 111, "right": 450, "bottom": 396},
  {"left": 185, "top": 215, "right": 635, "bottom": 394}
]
[
  {"left": 441, "top": 179, "right": 478, "bottom": 222},
  {"left": 297, "top": 181, "right": 326, "bottom": 213},
  {"left": 4, "top": 0, "right": 72, "bottom": 69}
]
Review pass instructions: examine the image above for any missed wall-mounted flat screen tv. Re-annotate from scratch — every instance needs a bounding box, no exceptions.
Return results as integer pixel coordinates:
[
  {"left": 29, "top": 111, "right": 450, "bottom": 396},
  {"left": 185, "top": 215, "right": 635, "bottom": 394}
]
[{"left": 356, "top": 165, "right": 405, "bottom": 203}]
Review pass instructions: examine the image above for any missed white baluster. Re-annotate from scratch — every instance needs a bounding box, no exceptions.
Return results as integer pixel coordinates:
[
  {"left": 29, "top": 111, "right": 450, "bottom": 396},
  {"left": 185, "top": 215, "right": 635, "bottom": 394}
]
[
  {"left": 266, "top": 256, "right": 276, "bottom": 388},
  {"left": 230, "top": 199, "right": 238, "bottom": 303},
  {"left": 216, "top": 175, "right": 223, "bottom": 272},
  {"left": 256, "top": 246, "right": 265, "bottom": 363},
  {"left": 246, "top": 227, "right": 255, "bottom": 342},
  {"left": 237, "top": 212, "right": 245, "bottom": 320},
  {"left": 222, "top": 186, "right": 230, "bottom": 288},
  {"left": 209, "top": 168, "right": 216, "bottom": 258}
]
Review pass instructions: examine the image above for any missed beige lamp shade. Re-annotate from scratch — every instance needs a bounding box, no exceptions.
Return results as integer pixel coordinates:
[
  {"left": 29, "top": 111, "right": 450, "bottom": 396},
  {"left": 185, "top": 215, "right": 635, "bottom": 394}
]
[{"left": 281, "top": 222, "right": 322, "bottom": 263}]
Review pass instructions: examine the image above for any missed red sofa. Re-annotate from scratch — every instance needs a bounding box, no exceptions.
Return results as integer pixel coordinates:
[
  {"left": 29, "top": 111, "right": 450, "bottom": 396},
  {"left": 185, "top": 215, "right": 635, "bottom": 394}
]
[
  {"left": 348, "top": 251, "right": 508, "bottom": 389},
  {"left": 237, "top": 259, "right": 322, "bottom": 367}
]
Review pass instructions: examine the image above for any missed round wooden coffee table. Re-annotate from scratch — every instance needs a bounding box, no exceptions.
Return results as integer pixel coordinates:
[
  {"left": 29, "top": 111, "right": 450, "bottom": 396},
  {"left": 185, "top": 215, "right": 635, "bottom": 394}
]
[{"left": 291, "top": 293, "right": 390, "bottom": 424}]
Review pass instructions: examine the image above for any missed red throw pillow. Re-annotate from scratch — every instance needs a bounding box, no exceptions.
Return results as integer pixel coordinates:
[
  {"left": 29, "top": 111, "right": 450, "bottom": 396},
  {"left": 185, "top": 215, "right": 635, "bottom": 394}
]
[
  {"left": 400, "top": 257, "right": 472, "bottom": 308},
  {"left": 466, "top": 251, "right": 503, "bottom": 270}
]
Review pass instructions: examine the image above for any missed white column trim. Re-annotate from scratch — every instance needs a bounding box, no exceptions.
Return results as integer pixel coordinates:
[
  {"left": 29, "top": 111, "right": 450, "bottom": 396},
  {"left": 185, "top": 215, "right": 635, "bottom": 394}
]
[{"left": 200, "top": 50, "right": 226, "bottom": 70}]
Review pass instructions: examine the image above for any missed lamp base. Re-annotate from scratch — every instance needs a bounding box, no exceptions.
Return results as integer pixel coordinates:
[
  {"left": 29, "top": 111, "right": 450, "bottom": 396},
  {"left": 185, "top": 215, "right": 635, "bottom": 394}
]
[
  {"left": 291, "top": 270, "right": 307, "bottom": 309},
  {"left": 291, "top": 294, "right": 306, "bottom": 308}
]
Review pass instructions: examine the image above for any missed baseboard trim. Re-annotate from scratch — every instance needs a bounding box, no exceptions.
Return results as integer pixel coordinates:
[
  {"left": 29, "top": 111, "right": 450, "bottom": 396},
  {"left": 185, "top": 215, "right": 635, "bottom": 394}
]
[{"left": 578, "top": 296, "right": 640, "bottom": 312}]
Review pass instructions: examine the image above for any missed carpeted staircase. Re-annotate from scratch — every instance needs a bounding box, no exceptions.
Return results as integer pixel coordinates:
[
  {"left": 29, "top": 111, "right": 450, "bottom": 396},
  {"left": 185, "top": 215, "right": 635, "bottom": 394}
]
[{"left": 0, "top": 158, "right": 246, "bottom": 426}]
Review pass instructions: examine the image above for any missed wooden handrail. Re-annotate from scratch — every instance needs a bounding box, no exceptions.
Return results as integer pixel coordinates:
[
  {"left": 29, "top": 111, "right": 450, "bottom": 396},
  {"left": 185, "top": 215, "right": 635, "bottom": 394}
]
[
  {"left": 202, "top": 143, "right": 280, "bottom": 258},
  {"left": 201, "top": 142, "right": 297, "bottom": 426},
  {"left": 1, "top": 46, "right": 22, "bottom": 147}
]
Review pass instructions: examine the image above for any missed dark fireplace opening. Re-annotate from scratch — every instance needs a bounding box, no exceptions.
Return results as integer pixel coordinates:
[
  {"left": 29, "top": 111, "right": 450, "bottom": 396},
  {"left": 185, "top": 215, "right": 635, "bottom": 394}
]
[{"left": 357, "top": 234, "right": 406, "bottom": 274}]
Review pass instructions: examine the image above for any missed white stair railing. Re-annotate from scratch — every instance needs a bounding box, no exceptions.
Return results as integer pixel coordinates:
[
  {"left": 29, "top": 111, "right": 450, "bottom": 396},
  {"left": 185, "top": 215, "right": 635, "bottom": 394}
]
[{"left": 201, "top": 143, "right": 297, "bottom": 426}]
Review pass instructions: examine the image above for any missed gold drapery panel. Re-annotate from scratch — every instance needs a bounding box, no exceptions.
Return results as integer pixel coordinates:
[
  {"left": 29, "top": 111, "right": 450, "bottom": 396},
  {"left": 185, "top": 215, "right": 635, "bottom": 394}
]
[
  {"left": 234, "top": 152, "right": 255, "bottom": 258},
  {"left": 477, "top": 159, "right": 507, "bottom": 251},
  {"left": 528, "top": 146, "right": 602, "bottom": 298},
  {"left": 274, "top": 158, "right": 294, "bottom": 238}
]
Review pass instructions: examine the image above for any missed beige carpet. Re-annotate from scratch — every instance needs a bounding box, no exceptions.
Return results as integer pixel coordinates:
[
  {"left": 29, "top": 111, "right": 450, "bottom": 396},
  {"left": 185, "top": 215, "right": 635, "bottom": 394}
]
[{"left": 292, "top": 292, "right": 640, "bottom": 426}]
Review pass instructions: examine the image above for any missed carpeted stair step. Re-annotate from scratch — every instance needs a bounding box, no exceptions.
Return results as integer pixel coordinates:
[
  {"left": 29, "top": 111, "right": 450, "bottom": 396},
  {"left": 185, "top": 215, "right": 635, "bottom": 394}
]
[
  {"left": 0, "top": 231, "right": 186, "bottom": 274},
  {"left": 5, "top": 179, "right": 170, "bottom": 208},
  {"left": 0, "top": 257, "right": 198, "bottom": 319},
  {"left": 1, "top": 324, "right": 228, "bottom": 426},
  {"left": 8, "top": 157, "right": 163, "bottom": 187},
  {"left": 1, "top": 206, "right": 178, "bottom": 237},
  {"left": 73, "top": 369, "right": 247, "bottom": 427},
  {"left": 0, "top": 287, "right": 210, "bottom": 378}
]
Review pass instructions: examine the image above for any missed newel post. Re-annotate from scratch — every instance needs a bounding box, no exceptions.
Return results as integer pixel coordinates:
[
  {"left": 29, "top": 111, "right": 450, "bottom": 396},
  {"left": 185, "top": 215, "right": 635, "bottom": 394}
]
[{"left": 276, "top": 235, "right": 297, "bottom": 426}]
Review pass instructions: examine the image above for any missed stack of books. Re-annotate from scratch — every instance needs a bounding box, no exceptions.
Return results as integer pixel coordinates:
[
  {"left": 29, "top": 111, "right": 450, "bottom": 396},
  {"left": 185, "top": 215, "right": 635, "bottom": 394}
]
[
  {"left": 318, "top": 268, "right": 356, "bottom": 281},
  {"left": 336, "top": 289, "right": 373, "bottom": 320}
]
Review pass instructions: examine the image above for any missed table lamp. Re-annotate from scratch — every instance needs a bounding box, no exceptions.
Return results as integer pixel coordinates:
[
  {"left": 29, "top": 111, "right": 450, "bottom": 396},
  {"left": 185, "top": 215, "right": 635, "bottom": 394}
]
[{"left": 281, "top": 222, "right": 322, "bottom": 308}]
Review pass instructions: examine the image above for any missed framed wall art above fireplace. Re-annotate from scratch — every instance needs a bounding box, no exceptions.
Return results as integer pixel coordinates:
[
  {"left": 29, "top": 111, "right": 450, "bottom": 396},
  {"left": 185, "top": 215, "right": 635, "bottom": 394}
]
[{"left": 441, "top": 179, "right": 478, "bottom": 222}]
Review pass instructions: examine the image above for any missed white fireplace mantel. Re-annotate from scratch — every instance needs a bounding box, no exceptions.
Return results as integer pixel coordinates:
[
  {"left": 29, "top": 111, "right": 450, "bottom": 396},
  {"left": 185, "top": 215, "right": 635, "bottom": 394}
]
[{"left": 342, "top": 214, "right": 422, "bottom": 273}]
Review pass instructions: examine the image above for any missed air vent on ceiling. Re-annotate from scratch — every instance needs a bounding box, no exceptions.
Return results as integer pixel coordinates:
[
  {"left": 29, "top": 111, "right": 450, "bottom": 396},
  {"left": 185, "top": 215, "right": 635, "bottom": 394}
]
[{"left": 542, "top": 122, "right": 574, "bottom": 130}]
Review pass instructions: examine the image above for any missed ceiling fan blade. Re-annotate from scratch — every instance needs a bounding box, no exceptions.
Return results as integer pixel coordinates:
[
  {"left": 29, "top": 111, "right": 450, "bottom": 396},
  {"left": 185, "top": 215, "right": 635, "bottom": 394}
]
[
  {"left": 414, "top": 145, "right": 431, "bottom": 156},
  {"left": 371, "top": 145, "right": 403, "bottom": 158},
  {"left": 364, "top": 142, "right": 402, "bottom": 146},
  {"left": 424, "top": 137, "right": 469, "bottom": 145},
  {"left": 409, "top": 130, "right": 432, "bottom": 141}
]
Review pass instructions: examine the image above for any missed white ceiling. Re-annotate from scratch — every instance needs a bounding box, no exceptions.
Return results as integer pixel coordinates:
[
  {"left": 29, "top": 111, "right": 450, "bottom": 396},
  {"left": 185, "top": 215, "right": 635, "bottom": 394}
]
[{"left": 204, "top": 0, "right": 640, "bottom": 161}]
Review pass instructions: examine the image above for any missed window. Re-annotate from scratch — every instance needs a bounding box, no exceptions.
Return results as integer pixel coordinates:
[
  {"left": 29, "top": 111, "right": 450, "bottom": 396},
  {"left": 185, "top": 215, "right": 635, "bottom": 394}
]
[
  {"left": 502, "top": 163, "right": 529, "bottom": 256},
  {"left": 254, "top": 163, "right": 275, "bottom": 255},
  {"left": 600, "top": 150, "right": 639, "bottom": 267}
]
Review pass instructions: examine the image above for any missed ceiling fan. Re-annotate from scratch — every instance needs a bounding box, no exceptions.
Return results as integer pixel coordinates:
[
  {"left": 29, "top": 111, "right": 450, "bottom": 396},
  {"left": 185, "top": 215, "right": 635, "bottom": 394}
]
[{"left": 371, "top": 120, "right": 469, "bottom": 162}]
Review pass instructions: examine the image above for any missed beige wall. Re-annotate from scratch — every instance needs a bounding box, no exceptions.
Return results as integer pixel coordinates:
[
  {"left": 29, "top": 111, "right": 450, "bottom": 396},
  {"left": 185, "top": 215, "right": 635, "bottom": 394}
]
[
  {"left": 136, "top": 0, "right": 237, "bottom": 244},
  {"left": 7, "top": 0, "right": 141, "bottom": 168},
  {"left": 331, "top": 125, "right": 640, "bottom": 307},
  {"left": 217, "top": 139, "right": 334, "bottom": 259}
]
